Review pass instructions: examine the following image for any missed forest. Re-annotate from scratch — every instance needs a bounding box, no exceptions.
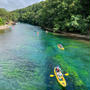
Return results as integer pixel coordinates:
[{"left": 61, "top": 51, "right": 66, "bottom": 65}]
[
  {"left": 0, "top": 0, "right": 90, "bottom": 34},
  {"left": 0, "top": 8, "right": 9, "bottom": 25}
]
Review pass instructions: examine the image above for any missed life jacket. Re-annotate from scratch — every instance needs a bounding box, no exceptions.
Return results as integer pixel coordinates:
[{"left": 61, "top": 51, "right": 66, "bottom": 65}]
[{"left": 56, "top": 67, "right": 59, "bottom": 72}]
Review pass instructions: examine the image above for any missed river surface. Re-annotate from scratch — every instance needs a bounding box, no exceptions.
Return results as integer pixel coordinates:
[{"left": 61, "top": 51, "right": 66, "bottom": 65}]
[{"left": 0, "top": 23, "right": 90, "bottom": 90}]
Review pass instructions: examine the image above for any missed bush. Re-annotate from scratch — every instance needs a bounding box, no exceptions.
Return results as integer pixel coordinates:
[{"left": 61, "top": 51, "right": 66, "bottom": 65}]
[{"left": 0, "top": 17, "right": 4, "bottom": 25}]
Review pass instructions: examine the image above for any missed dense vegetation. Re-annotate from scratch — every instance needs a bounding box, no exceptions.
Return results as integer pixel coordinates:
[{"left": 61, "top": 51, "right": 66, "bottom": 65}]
[
  {"left": 0, "top": 8, "right": 10, "bottom": 25},
  {"left": 1, "top": 0, "right": 90, "bottom": 34},
  {"left": 0, "top": 17, "right": 4, "bottom": 25}
]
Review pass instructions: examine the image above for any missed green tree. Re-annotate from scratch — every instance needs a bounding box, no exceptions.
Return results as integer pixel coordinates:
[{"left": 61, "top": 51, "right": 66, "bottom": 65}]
[{"left": 7, "top": 0, "right": 90, "bottom": 34}]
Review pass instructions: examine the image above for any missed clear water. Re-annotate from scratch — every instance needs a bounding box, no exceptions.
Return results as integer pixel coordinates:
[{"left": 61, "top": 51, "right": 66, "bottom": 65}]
[{"left": 0, "top": 23, "right": 90, "bottom": 90}]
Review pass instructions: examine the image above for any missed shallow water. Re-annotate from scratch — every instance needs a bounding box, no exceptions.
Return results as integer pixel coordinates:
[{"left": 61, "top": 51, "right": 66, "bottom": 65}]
[{"left": 0, "top": 23, "right": 90, "bottom": 90}]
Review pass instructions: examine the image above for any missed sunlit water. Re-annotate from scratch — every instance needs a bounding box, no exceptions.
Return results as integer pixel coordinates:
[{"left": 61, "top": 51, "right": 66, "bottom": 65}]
[{"left": 0, "top": 23, "right": 90, "bottom": 90}]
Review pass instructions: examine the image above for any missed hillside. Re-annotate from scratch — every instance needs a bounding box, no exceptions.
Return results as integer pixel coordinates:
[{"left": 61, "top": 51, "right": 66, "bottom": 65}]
[{"left": 6, "top": 0, "right": 90, "bottom": 34}]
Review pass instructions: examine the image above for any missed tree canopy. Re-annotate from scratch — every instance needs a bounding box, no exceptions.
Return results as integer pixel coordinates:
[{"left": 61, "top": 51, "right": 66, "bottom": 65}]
[{"left": 3, "top": 0, "right": 90, "bottom": 34}]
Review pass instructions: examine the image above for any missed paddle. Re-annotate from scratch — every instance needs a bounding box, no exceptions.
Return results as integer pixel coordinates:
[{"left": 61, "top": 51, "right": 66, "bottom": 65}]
[
  {"left": 64, "top": 73, "right": 69, "bottom": 76},
  {"left": 50, "top": 73, "right": 69, "bottom": 77},
  {"left": 50, "top": 74, "right": 55, "bottom": 77}
]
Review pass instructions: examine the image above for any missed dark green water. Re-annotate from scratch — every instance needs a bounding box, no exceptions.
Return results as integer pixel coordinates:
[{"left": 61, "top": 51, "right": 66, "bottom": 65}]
[{"left": 0, "top": 23, "right": 90, "bottom": 90}]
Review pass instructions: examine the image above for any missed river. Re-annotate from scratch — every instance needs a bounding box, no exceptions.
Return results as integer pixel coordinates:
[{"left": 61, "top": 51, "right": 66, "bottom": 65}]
[{"left": 0, "top": 23, "right": 90, "bottom": 90}]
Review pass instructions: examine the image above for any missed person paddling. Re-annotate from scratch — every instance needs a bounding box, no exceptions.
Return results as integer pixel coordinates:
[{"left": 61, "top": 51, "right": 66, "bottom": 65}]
[
  {"left": 56, "top": 66, "right": 59, "bottom": 72},
  {"left": 58, "top": 44, "right": 63, "bottom": 48}
]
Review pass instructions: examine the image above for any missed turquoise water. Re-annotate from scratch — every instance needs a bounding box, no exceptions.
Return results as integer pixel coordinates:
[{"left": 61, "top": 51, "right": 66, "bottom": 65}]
[{"left": 0, "top": 23, "right": 90, "bottom": 90}]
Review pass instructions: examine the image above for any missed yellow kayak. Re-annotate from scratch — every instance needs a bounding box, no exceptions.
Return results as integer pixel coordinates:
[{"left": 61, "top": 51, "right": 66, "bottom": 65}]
[
  {"left": 57, "top": 44, "right": 64, "bottom": 50},
  {"left": 54, "top": 67, "right": 66, "bottom": 87}
]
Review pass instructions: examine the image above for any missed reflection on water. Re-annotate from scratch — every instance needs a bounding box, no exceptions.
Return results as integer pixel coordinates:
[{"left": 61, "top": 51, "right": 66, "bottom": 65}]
[
  {"left": 0, "top": 28, "right": 11, "bottom": 33},
  {"left": 0, "top": 23, "right": 90, "bottom": 90}
]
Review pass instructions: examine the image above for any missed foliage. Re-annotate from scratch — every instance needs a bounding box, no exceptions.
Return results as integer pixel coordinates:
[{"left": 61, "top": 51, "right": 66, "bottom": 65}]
[
  {"left": 0, "top": 17, "right": 5, "bottom": 25},
  {"left": 0, "top": 8, "right": 10, "bottom": 24},
  {"left": 7, "top": 0, "right": 90, "bottom": 34},
  {"left": 0, "top": 8, "right": 8, "bottom": 17}
]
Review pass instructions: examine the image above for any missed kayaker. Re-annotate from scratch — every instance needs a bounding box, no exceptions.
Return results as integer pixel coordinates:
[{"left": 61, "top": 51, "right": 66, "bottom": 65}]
[
  {"left": 37, "top": 32, "right": 39, "bottom": 35},
  {"left": 56, "top": 66, "right": 59, "bottom": 72},
  {"left": 57, "top": 72, "right": 62, "bottom": 77},
  {"left": 59, "top": 44, "right": 62, "bottom": 48},
  {"left": 59, "top": 72, "right": 62, "bottom": 76},
  {"left": 58, "top": 44, "right": 64, "bottom": 50}
]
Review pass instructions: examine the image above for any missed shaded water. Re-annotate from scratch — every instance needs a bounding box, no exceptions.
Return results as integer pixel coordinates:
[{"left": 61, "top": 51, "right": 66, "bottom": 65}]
[{"left": 0, "top": 23, "right": 90, "bottom": 90}]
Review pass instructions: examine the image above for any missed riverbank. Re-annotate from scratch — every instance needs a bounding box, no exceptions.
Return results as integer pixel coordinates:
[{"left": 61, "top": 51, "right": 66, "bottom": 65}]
[
  {"left": 0, "top": 21, "right": 16, "bottom": 30},
  {"left": 52, "top": 32, "right": 90, "bottom": 41},
  {"left": 43, "top": 27, "right": 90, "bottom": 41},
  {"left": 0, "top": 25, "right": 10, "bottom": 30}
]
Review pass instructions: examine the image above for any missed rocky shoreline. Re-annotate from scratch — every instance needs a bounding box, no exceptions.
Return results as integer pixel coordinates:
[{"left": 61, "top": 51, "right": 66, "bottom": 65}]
[
  {"left": 44, "top": 27, "right": 90, "bottom": 41},
  {"left": 52, "top": 32, "right": 90, "bottom": 41}
]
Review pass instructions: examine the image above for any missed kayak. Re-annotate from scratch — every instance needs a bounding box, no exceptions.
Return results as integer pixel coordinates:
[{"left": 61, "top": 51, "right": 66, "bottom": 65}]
[
  {"left": 54, "top": 67, "right": 66, "bottom": 87},
  {"left": 57, "top": 44, "right": 64, "bottom": 50}
]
